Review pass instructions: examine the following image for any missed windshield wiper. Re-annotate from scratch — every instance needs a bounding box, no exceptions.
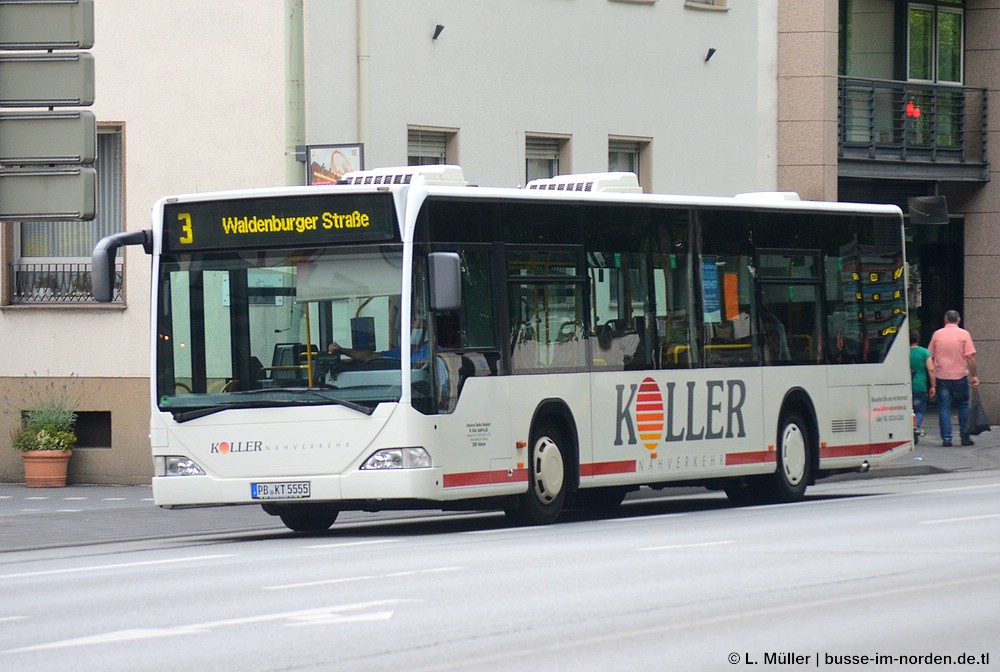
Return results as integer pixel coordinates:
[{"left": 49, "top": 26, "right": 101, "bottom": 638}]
[
  {"left": 293, "top": 389, "right": 374, "bottom": 415},
  {"left": 168, "top": 389, "right": 374, "bottom": 423}
]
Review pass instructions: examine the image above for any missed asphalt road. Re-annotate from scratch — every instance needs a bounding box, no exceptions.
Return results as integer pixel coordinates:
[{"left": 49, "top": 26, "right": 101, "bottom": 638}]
[
  {"left": 2, "top": 419, "right": 998, "bottom": 550},
  {"left": 1, "top": 469, "right": 998, "bottom": 672}
]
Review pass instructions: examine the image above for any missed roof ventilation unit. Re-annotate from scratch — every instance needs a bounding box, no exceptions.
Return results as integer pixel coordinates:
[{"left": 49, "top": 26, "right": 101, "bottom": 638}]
[
  {"left": 734, "top": 191, "right": 801, "bottom": 202},
  {"left": 339, "top": 164, "right": 467, "bottom": 187},
  {"left": 525, "top": 172, "right": 641, "bottom": 193}
]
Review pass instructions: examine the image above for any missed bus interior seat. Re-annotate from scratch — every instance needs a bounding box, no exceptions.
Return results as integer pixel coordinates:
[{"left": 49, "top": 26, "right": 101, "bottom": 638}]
[
  {"left": 271, "top": 343, "right": 306, "bottom": 380},
  {"left": 594, "top": 320, "right": 642, "bottom": 369},
  {"left": 461, "top": 351, "right": 491, "bottom": 377}
]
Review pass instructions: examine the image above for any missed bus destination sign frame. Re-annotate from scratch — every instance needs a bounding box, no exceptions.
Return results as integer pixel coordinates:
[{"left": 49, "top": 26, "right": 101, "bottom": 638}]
[{"left": 161, "top": 192, "right": 398, "bottom": 253}]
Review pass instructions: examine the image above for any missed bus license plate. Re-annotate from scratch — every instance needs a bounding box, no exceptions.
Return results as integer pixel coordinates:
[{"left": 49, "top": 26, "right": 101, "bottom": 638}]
[{"left": 251, "top": 481, "right": 310, "bottom": 500}]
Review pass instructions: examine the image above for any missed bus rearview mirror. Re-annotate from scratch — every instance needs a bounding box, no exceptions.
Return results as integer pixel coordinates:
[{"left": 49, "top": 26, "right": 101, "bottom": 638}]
[{"left": 428, "top": 252, "right": 461, "bottom": 312}]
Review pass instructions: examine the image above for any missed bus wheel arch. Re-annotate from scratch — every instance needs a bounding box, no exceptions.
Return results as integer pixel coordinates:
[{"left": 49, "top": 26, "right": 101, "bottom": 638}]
[{"left": 506, "top": 400, "right": 579, "bottom": 525}]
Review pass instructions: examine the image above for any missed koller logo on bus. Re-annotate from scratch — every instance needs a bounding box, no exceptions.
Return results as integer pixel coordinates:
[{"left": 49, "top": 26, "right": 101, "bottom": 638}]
[
  {"left": 220, "top": 210, "right": 372, "bottom": 235},
  {"left": 616, "top": 377, "right": 748, "bottom": 449}
]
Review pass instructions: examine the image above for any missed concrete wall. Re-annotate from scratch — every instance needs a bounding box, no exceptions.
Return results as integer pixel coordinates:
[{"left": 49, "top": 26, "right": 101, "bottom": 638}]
[
  {"left": 0, "top": 0, "right": 287, "bottom": 484},
  {"left": 1, "top": 0, "right": 779, "bottom": 484},
  {"left": 305, "top": 0, "right": 778, "bottom": 196}
]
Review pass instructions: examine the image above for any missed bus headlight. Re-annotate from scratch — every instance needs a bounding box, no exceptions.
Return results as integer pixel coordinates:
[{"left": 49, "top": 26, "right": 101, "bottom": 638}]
[
  {"left": 154, "top": 456, "right": 206, "bottom": 477},
  {"left": 361, "top": 447, "right": 431, "bottom": 470}
]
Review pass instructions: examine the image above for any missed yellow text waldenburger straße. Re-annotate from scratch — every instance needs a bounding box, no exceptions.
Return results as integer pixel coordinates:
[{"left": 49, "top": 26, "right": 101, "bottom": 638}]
[{"left": 221, "top": 210, "right": 371, "bottom": 235}]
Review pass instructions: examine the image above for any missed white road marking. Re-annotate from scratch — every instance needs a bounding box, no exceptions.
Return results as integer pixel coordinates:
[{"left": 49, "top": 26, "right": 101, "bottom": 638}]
[
  {"left": 637, "top": 540, "right": 735, "bottom": 552},
  {"left": 4, "top": 600, "right": 406, "bottom": 653},
  {"left": 264, "top": 566, "right": 463, "bottom": 591},
  {"left": 920, "top": 513, "right": 1000, "bottom": 525},
  {"left": 0, "top": 554, "right": 235, "bottom": 581}
]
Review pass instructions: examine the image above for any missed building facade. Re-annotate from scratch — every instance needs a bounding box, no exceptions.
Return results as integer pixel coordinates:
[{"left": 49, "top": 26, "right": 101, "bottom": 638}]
[
  {"left": 19, "top": 1, "right": 987, "bottom": 485},
  {"left": 776, "top": 0, "right": 997, "bottom": 420}
]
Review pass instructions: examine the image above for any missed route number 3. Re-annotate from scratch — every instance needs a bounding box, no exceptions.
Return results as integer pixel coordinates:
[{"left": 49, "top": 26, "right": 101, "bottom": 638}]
[{"left": 178, "top": 213, "right": 194, "bottom": 245}]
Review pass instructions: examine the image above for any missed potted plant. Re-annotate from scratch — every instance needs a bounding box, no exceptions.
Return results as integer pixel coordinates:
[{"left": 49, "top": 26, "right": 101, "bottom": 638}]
[{"left": 12, "top": 398, "right": 77, "bottom": 488}]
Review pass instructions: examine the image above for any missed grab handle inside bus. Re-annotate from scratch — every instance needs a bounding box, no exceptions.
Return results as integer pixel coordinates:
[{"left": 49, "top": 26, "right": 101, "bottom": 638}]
[
  {"left": 92, "top": 229, "right": 152, "bottom": 302},
  {"left": 428, "top": 251, "right": 461, "bottom": 312}
]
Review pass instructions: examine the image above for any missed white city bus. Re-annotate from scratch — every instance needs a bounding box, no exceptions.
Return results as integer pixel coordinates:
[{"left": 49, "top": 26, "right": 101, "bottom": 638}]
[{"left": 94, "top": 165, "right": 912, "bottom": 531}]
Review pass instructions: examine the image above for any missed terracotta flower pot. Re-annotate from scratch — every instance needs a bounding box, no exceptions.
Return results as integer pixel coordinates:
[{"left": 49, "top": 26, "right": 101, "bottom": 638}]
[{"left": 21, "top": 450, "right": 72, "bottom": 488}]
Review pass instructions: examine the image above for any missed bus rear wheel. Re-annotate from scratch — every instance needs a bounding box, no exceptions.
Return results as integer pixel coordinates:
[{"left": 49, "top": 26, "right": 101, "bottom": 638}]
[
  {"left": 773, "top": 412, "right": 810, "bottom": 501},
  {"left": 506, "top": 420, "right": 568, "bottom": 525},
  {"left": 268, "top": 503, "right": 340, "bottom": 532},
  {"left": 725, "top": 411, "right": 812, "bottom": 506}
]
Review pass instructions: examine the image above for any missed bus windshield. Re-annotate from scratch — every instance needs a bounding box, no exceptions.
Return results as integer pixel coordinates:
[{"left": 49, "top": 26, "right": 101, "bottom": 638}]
[{"left": 155, "top": 245, "right": 412, "bottom": 418}]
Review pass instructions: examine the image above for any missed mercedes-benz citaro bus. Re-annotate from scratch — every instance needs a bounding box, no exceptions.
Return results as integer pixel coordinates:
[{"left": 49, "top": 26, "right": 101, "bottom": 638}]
[{"left": 92, "top": 165, "right": 912, "bottom": 531}]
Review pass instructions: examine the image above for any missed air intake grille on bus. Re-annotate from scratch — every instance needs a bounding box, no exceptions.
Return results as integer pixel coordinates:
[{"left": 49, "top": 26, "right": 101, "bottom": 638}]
[{"left": 831, "top": 419, "right": 858, "bottom": 433}]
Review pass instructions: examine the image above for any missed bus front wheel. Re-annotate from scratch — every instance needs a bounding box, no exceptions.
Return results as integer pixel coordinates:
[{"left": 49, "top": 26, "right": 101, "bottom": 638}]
[
  {"left": 506, "top": 420, "right": 568, "bottom": 525},
  {"left": 266, "top": 503, "right": 340, "bottom": 532}
]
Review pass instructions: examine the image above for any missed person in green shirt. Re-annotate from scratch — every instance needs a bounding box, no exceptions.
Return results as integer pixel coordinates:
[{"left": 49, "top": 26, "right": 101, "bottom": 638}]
[{"left": 910, "top": 329, "right": 936, "bottom": 444}]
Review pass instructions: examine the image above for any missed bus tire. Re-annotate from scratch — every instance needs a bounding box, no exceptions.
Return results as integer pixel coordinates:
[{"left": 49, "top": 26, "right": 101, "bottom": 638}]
[
  {"left": 506, "top": 419, "right": 568, "bottom": 525},
  {"left": 725, "top": 411, "right": 812, "bottom": 506},
  {"left": 272, "top": 504, "right": 339, "bottom": 532},
  {"left": 765, "top": 411, "right": 811, "bottom": 503}
]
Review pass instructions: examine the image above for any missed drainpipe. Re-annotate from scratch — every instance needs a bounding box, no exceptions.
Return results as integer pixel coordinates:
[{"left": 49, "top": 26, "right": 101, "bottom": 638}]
[
  {"left": 285, "top": 0, "right": 305, "bottom": 185},
  {"left": 357, "top": 0, "right": 370, "bottom": 149}
]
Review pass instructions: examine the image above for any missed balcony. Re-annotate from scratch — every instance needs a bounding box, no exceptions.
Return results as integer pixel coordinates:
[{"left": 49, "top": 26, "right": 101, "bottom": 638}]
[
  {"left": 10, "top": 262, "right": 123, "bottom": 304},
  {"left": 838, "top": 77, "right": 989, "bottom": 182}
]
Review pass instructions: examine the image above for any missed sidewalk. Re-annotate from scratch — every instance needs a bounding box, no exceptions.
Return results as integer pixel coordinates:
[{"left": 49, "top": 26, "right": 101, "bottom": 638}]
[{"left": 866, "top": 418, "right": 1000, "bottom": 477}]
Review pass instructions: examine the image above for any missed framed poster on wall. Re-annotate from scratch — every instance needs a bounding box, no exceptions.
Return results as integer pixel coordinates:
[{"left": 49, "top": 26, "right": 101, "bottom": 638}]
[{"left": 306, "top": 144, "right": 364, "bottom": 185}]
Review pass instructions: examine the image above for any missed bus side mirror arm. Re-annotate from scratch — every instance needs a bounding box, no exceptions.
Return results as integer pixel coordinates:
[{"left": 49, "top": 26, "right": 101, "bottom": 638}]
[
  {"left": 428, "top": 252, "right": 461, "bottom": 312},
  {"left": 92, "top": 230, "right": 152, "bottom": 302}
]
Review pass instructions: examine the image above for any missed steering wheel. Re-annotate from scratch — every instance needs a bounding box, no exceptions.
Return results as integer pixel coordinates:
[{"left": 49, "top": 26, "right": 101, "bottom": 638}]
[{"left": 175, "top": 381, "right": 192, "bottom": 394}]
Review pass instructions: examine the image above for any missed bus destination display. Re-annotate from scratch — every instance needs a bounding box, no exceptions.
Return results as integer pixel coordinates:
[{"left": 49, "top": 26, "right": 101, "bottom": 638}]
[{"left": 162, "top": 192, "right": 398, "bottom": 252}]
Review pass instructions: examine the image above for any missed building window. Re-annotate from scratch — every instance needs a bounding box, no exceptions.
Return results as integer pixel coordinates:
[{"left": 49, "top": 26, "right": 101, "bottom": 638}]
[
  {"left": 525, "top": 135, "right": 567, "bottom": 182},
  {"left": 408, "top": 127, "right": 455, "bottom": 165},
  {"left": 908, "top": 3, "right": 963, "bottom": 84},
  {"left": 609, "top": 137, "right": 650, "bottom": 191},
  {"left": 10, "top": 125, "right": 124, "bottom": 304},
  {"left": 609, "top": 139, "right": 640, "bottom": 174}
]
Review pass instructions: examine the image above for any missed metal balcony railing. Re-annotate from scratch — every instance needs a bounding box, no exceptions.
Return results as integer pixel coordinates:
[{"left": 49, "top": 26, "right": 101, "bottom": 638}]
[
  {"left": 838, "top": 77, "right": 988, "bottom": 179},
  {"left": 10, "top": 262, "right": 123, "bottom": 304}
]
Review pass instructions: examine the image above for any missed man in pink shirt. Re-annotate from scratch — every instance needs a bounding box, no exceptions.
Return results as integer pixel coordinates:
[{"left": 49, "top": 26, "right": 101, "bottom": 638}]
[{"left": 928, "top": 310, "right": 979, "bottom": 446}]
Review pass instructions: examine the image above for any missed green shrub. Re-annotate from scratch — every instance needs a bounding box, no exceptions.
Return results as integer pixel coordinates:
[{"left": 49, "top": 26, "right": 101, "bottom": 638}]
[{"left": 13, "top": 425, "right": 76, "bottom": 452}]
